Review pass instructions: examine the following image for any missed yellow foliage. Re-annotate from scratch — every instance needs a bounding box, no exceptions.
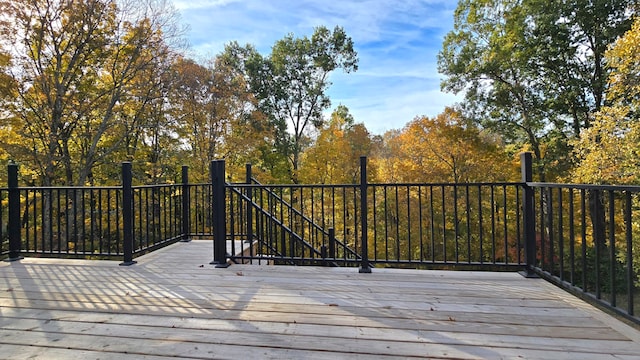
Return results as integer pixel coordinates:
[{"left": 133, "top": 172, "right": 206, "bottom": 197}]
[
  {"left": 606, "top": 17, "right": 640, "bottom": 103},
  {"left": 572, "top": 17, "right": 640, "bottom": 185},
  {"left": 299, "top": 107, "right": 372, "bottom": 184},
  {"left": 374, "top": 108, "right": 517, "bottom": 184}
]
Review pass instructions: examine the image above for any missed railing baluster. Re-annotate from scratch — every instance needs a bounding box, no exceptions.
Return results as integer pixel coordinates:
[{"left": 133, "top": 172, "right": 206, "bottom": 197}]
[
  {"left": 429, "top": 186, "right": 435, "bottom": 263},
  {"left": 581, "top": 189, "right": 587, "bottom": 292},
  {"left": 490, "top": 185, "right": 495, "bottom": 264},
  {"left": 466, "top": 185, "right": 471, "bottom": 264},
  {"left": 624, "top": 191, "right": 634, "bottom": 316},
  {"left": 385, "top": 185, "right": 389, "bottom": 262},
  {"left": 478, "top": 185, "right": 483, "bottom": 264},
  {"left": 441, "top": 185, "right": 446, "bottom": 263},
  {"left": 558, "top": 188, "right": 564, "bottom": 281},
  {"left": 40, "top": 187, "right": 44, "bottom": 252},
  {"left": 516, "top": 186, "right": 521, "bottom": 264},
  {"left": 608, "top": 190, "right": 616, "bottom": 307},
  {"left": 98, "top": 189, "right": 103, "bottom": 254},
  {"left": 373, "top": 186, "right": 378, "bottom": 262},
  {"left": 594, "top": 189, "right": 601, "bottom": 299},
  {"left": 25, "top": 189, "right": 30, "bottom": 253},
  {"left": 568, "top": 189, "right": 575, "bottom": 285},
  {"left": 454, "top": 185, "right": 459, "bottom": 263},
  {"left": 107, "top": 189, "right": 112, "bottom": 254},
  {"left": 407, "top": 185, "right": 411, "bottom": 263},
  {"left": 329, "top": 227, "right": 336, "bottom": 260},
  {"left": 418, "top": 186, "right": 424, "bottom": 263},
  {"left": 547, "top": 187, "right": 554, "bottom": 274},
  {"left": 181, "top": 166, "right": 190, "bottom": 242},
  {"left": 503, "top": 185, "right": 508, "bottom": 264},
  {"left": 396, "top": 186, "right": 401, "bottom": 262}
]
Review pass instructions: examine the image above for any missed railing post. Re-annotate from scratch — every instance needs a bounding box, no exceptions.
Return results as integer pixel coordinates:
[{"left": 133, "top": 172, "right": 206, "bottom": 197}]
[
  {"left": 321, "top": 245, "right": 328, "bottom": 266},
  {"left": 120, "top": 162, "right": 136, "bottom": 266},
  {"left": 359, "top": 156, "right": 371, "bottom": 273},
  {"left": 181, "top": 165, "right": 191, "bottom": 242},
  {"left": 210, "top": 159, "right": 229, "bottom": 268},
  {"left": 328, "top": 227, "right": 336, "bottom": 260},
  {"left": 6, "top": 162, "right": 23, "bottom": 261},
  {"left": 245, "top": 163, "right": 253, "bottom": 257},
  {"left": 519, "top": 152, "right": 537, "bottom": 278}
]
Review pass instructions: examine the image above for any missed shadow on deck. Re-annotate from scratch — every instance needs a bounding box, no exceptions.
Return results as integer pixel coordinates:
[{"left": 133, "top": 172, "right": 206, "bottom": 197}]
[{"left": 1, "top": 240, "right": 639, "bottom": 359}]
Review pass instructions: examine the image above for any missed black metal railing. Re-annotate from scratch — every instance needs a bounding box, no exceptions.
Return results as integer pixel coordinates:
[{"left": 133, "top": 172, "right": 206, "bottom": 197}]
[
  {"left": 227, "top": 183, "right": 360, "bottom": 265},
  {"left": 131, "top": 184, "right": 184, "bottom": 255},
  {"left": 247, "top": 171, "right": 363, "bottom": 263},
  {"left": 368, "top": 182, "right": 523, "bottom": 267},
  {"left": 19, "top": 185, "right": 123, "bottom": 258},
  {"left": 223, "top": 182, "right": 524, "bottom": 269},
  {"left": 219, "top": 157, "right": 524, "bottom": 271},
  {"left": 526, "top": 182, "right": 640, "bottom": 323},
  {"left": 515, "top": 153, "right": 639, "bottom": 324},
  {"left": 3, "top": 155, "right": 640, "bottom": 325},
  {"left": 3, "top": 162, "right": 192, "bottom": 264}
]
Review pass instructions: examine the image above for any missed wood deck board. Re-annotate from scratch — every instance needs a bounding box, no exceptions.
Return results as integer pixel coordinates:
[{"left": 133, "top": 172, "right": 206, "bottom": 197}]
[{"left": 1, "top": 240, "right": 639, "bottom": 359}]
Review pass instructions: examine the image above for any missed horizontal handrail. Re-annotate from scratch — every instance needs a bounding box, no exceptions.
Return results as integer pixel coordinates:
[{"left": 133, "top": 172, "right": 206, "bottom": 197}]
[{"left": 528, "top": 182, "right": 640, "bottom": 192}]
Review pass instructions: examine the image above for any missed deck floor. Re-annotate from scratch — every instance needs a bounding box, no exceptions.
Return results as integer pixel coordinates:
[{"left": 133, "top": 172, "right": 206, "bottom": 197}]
[{"left": 1, "top": 241, "right": 640, "bottom": 359}]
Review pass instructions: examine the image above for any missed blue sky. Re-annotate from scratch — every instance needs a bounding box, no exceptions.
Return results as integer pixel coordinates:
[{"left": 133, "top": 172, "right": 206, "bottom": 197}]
[{"left": 172, "top": 0, "right": 461, "bottom": 134}]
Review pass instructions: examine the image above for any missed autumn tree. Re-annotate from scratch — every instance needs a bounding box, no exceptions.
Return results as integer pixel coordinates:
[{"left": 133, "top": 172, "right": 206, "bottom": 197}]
[
  {"left": 438, "top": 0, "right": 634, "bottom": 180},
  {"left": 169, "top": 53, "right": 272, "bottom": 182},
  {"left": 0, "top": 18, "right": 15, "bottom": 178},
  {"left": 573, "top": 17, "right": 640, "bottom": 185},
  {"left": 0, "top": 0, "right": 184, "bottom": 185},
  {"left": 299, "top": 105, "right": 372, "bottom": 184},
  {"left": 367, "top": 108, "right": 518, "bottom": 264},
  {"left": 244, "top": 26, "right": 358, "bottom": 183},
  {"left": 374, "top": 108, "right": 516, "bottom": 184}
]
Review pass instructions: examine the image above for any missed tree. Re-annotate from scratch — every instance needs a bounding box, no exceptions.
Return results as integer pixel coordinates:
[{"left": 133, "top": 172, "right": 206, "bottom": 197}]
[
  {"left": 374, "top": 108, "right": 516, "bottom": 184},
  {"left": 245, "top": 26, "right": 358, "bottom": 183},
  {"left": 299, "top": 105, "right": 372, "bottom": 184},
  {"left": 572, "top": 17, "right": 640, "bottom": 185},
  {"left": 169, "top": 53, "right": 272, "bottom": 182},
  {"left": 438, "top": 0, "right": 634, "bottom": 180},
  {"left": 0, "top": 0, "right": 184, "bottom": 185},
  {"left": 368, "top": 108, "right": 518, "bottom": 264}
]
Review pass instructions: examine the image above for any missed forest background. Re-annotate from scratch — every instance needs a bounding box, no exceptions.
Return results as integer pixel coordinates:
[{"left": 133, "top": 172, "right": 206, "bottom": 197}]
[{"left": 0, "top": 0, "right": 638, "bottom": 188}]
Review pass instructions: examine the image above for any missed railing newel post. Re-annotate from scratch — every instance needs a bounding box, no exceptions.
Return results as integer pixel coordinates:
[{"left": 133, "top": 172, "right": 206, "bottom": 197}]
[
  {"left": 328, "top": 227, "right": 336, "bottom": 261},
  {"left": 181, "top": 165, "right": 191, "bottom": 242},
  {"left": 519, "top": 152, "right": 537, "bottom": 278},
  {"left": 246, "top": 163, "right": 253, "bottom": 262},
  {"left": 5, "top": 162, "right": 23, "bottom": 262},
  {"left": 210, "top": 160, "right": 229, "bottom": 268},
  {"left": 321, "top": 245, "right": 328, "bottom": 266},
  {"left": 120, "top": 162, "right": 136, "bottom": 266},
  {"left": 359, "top": 156, "right": 371, "bottom": 273}
]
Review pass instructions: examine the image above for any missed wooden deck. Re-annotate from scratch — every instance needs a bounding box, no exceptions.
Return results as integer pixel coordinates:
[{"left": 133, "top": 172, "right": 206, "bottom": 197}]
[{"left": 1, "top": 241, "right": 640, "bottom": 359}]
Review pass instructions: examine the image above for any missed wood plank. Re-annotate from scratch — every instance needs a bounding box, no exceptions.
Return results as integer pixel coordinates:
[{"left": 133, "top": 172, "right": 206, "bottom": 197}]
[
  {"left": 0, "top": 287, "right": 576, "bottom": 309},
  {"left": 1, "top": 240, "right": 639, "bottom": 359},
  {"left": 0, "top": 294, "right": 592, "bottom": 320},
  {"left": 0, "top": 325, "right": 637, "bottom": 360},
  {"left": 0, "top": 307, "right": 630, "bottom": 341}
]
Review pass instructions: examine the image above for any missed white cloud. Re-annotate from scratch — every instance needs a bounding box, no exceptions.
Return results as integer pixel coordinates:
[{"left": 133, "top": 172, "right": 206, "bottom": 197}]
[
  {"left": 176, "top": 0, "right": 461, "bottom": 134},
  {"left": 172, "top": 0, "right": 241, "bottom": 11}
]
